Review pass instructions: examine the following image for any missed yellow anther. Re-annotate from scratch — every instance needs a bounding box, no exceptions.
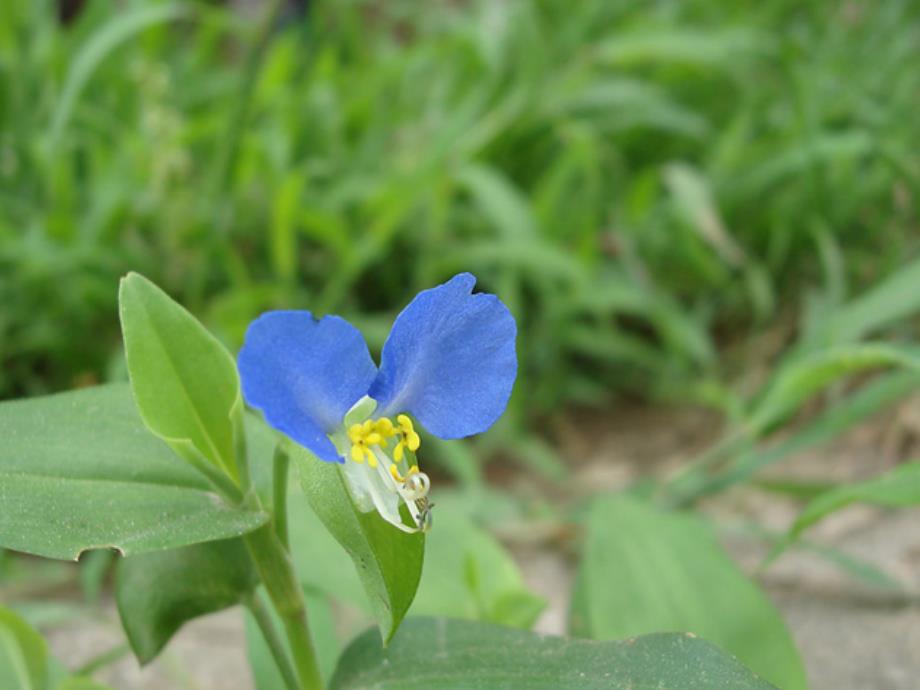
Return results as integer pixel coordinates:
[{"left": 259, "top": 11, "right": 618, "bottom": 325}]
[
  {"left": 393, "top": 415, "right": 421, "bottom": 462},
  {"left": 349, "top": 420, "right": 385, "bottom": 465},
  {"left": 389, "top": 464, "right": 403, "bottom": 482},
  {"left": 375, "top": 417, "right": 396, "bottom": 439}
]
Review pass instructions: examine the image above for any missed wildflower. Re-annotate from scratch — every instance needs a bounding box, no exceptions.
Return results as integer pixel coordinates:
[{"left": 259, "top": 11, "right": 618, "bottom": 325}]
[{"left": 238, "top": 273, "right": 517, "bottom": 533}]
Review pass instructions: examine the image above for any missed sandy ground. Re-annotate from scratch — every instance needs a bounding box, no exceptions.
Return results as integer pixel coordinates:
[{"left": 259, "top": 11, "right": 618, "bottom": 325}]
[{"left": 38, "top": 402, "right": 920, "bottom": 690}]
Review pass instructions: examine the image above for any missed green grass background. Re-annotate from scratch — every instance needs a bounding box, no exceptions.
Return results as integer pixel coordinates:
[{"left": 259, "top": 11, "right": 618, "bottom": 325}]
[{"left": 2, "top": 0, "right": 918, "bottom": 437}]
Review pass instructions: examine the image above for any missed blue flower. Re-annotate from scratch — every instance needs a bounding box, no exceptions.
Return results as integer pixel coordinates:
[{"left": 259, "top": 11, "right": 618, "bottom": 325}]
[{"left": 238, "top": 273, "right": 517, "bottom": 532}]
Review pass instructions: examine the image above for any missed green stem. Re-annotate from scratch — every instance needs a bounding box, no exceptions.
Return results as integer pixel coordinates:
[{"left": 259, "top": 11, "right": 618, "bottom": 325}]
[
  {"left": 186, "top": 445, "right": 245, "bottom": 504},
  {"left": 246, "top": 593, "right": 300, "bottom": 690},
  {"left": 273, "top": 443, "right": 291, "bottom": 549},
  {"left": 244, "top": 526, "right": 324, "bottom": 690}
]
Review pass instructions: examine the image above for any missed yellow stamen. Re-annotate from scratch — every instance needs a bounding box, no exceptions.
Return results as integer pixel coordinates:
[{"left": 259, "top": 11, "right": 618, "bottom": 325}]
[
  {"left": 350, "top": 420, "right": 385, "bottom": 465},
  {"left": 350, "top": 414, "right": 421, "bottom": 470},
  {"left": 375, "top": 417, "right": 396, "bottom": 438},
  {"left": 391, "top": 414, "right": 421, "bottom": 462}
]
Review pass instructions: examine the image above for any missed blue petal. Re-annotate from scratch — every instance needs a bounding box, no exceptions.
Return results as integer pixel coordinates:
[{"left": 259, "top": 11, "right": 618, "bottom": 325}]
[
  {"left": 369, "top": 273, "right": 517, "bottom": 439},
  {"left": 238, "top": 311, "right": 377, "bottom": 463}
]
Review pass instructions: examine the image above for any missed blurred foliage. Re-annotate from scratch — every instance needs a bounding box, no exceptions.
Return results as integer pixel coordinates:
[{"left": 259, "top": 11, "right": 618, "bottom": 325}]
[{"left": 2, "top": 0, "right": 919, "bottom": 431}]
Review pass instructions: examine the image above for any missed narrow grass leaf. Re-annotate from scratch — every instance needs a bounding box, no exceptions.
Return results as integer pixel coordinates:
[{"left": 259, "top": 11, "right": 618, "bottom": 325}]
[
  {"left": 0, "top": 608, "right": 46, "bottom": 690},
  {"left": 788, "top": 462, "right": 920, "bottom": 543},
  {"left": 48, "top": 4, "right": 190, "bottom": 148}
]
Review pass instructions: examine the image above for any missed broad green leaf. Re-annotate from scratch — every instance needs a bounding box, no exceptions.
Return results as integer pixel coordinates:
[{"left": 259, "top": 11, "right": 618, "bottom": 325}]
[
  {"left": 410, "top": 509, "right": 544, "bottom": 629},
  {"left": 285, "top": 489, "right": 543, "bottom": 630},
  {"left": 0, "top": 608, "right": 46, "bottom": 690},
  {"left": 329, "top": 617, "right": 778, "bottom": 690},
  {"left": 286, "top": 493, "right": 368, "bottom": 609},
  {"left": 115, "top": 538, "right": 258, "bottom": 663},
  {"left": 787, "top": 462, "right": 920, "bottom": 543},
  {"left": 119, "top": 272, "right": 241, "bottom": 479},
  {"left": 0, "top": 385, "right": 268, "bottom": 560},
  {"left": 571, "top": 495, "right": 806, "bottom": 690},
  {"left": 294, "top": 447, "right": 424, "bottom": 643}
]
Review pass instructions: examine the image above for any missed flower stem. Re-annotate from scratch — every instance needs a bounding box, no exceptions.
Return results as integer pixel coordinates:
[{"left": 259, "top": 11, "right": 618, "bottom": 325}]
[
  {"left": 246, "top": 592, "right": 300, "bottom": 690},
  {"left": 273, "top": 443, "right": 291, "bottom": 548},
  {"left": 244, "top": 526, "right": 324, "bottom": 690}
]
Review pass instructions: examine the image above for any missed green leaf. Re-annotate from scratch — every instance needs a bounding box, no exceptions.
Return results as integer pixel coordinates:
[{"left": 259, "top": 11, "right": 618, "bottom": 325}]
[
  {"left": 571, "top": 495, "right": 806, "bottom": 690},
  {"left": 119, "top": 272, "right": 241, "bottom": 479},
  {"left": 749, "top": 343, "right": 920, "bottom": 434},
  {"left": 329, "top": 617, "right": 778, "bottom": 690},
  {"left": 54, "top": 679, "right": 117, "bottom": 690},
  {"left": 0, "top": 607, "right": 46, "bottom": 690},
  {"left": 286, "top": 493, "right": 368, "bottom": 609},
  {"left": 809, "top": 255, "right": 920, "bottom": 347},
  {"left": 47, "top": 4, "right": 190, "bottom": 149},
  {"left": 285, "top": 487, "right": 542, "bottom": 629},
  {"left": 683, "top": 371, "right": 920, "bottom": 501},
  {"left": 0, "top": 384, "right": 268, "bottom": 560},
  {"left": 663, "top": 162, "right": 745, "bottom": 267},
  {"left": 410, "top": 509, "right": 544, "bottom": 629},
  {"left": 294, "top": 447, "right": 424, "bottom": 643},
  {"left": 788, "top": 462, "right": 920, "bottom": 543},
  {"left": 115, "top": 538, "right": 258, "bottom": 664}
]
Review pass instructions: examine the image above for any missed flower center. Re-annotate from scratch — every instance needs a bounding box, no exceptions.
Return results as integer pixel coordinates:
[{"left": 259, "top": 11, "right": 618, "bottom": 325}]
[{"left": 340, "top": 405, "right": 432, "bottom": 533}]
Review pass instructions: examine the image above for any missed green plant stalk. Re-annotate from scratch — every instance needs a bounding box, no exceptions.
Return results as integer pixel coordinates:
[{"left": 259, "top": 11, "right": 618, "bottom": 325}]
[
  {"left": 246, "top": 592, "right": 300, "bottom": 690},
  {"left": 244, "top": 525, "right": 324, "bottom": 690},
  {"left": 239, "top": 430, "right": 321, "bottom": 688},
  {"left": 274, "top": 443, "right": 291, "bottom": 549},
  {"left": 186, "top": 443, "right": 245, "bottom": 504}
]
